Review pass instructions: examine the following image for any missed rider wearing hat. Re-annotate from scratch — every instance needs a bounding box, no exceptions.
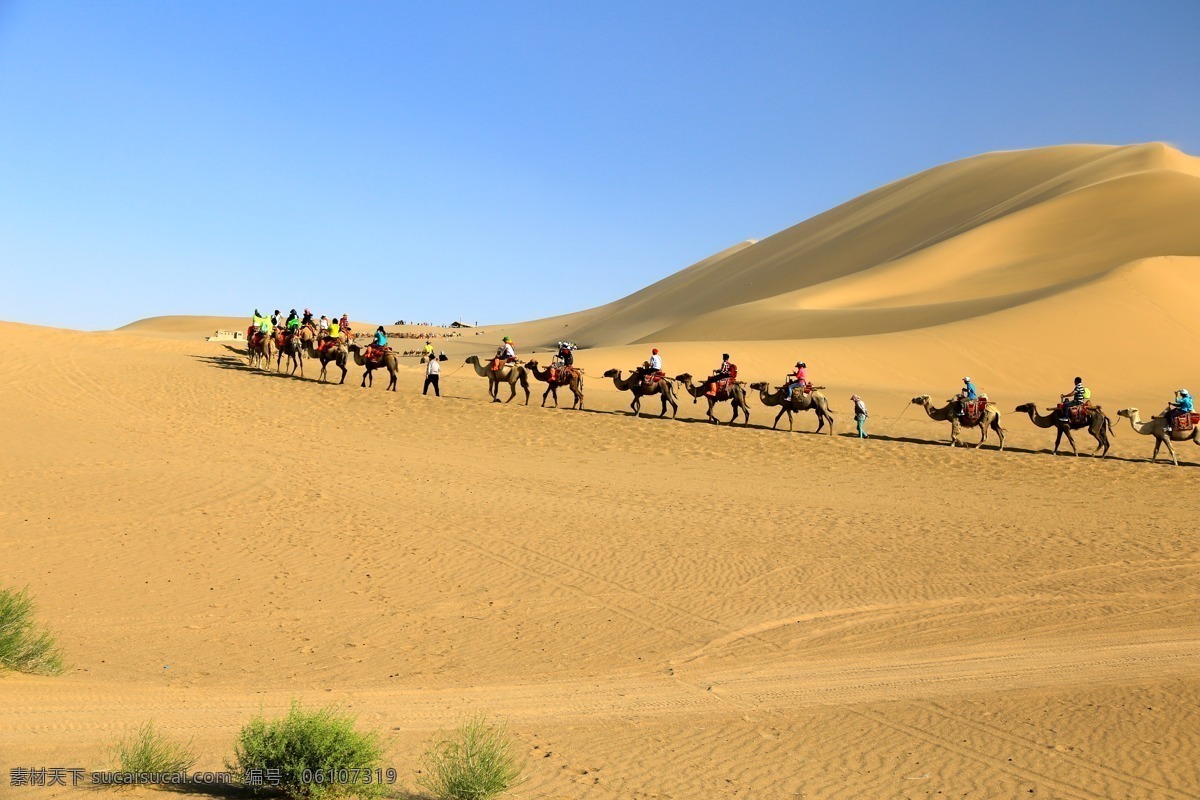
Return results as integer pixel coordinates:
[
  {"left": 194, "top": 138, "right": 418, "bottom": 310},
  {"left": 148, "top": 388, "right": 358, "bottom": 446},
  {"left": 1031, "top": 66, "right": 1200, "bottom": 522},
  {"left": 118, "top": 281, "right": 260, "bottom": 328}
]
[
  {"left": 1166, "top": 389, "right": 1193, "bottom": 432},
  {"left": 785, "top": 361, "right": 808, "bottom": 400}
]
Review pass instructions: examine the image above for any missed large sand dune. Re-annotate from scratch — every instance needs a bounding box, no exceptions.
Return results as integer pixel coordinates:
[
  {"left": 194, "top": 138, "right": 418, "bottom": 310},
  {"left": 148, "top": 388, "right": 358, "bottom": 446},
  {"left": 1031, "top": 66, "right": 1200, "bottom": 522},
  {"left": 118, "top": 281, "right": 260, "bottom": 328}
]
[{"left": 5, "top": 143, "right": 1200, "bottom": 798}]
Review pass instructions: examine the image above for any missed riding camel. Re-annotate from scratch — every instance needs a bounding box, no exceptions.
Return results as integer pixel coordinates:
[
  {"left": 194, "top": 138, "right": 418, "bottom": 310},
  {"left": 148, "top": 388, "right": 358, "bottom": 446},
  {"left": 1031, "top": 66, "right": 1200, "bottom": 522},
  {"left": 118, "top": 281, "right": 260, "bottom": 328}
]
[
  {"left": 348, "top": 344, "right": 399, "bottom": 391},
  {"left": 525, "top": 360, "right": 584, "bottom": 409},
  {"left": 247, "top": 331, "right": 274, "bottom": 371},
  {"left": 302, "top": 339, "right": 349, "bottom": 384},
  {"left": 1117, "top": 407, "right": 1200, "bottom": 466},
  {"left": 1013, "top": 402, "right": 1113, "bottom": 457},
  {"left": 911, "top": 395, "right": 1005, "bottom": 450},
  {"left": 675, "top": 373, "right": 750, "bottom": 425},
  {"left": 465, "top": 356, "right": 530, "bottom": 404},
  {"left": 274, "top": 331, "right": 305, "bottom": 377},
  {"left": 602, "top": 369, "right": 678, "bottom": 419},
  {"left": 749, "top": 382, "right": 835, "bottom": 434}
]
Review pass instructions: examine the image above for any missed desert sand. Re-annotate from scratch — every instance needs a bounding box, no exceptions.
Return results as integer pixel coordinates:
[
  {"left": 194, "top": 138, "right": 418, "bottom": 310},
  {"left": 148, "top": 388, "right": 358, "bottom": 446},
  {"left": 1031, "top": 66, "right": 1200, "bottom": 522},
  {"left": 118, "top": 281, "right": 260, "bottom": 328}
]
[{"left": 3, "top": 143, "right": 1198, "bottom": 798}]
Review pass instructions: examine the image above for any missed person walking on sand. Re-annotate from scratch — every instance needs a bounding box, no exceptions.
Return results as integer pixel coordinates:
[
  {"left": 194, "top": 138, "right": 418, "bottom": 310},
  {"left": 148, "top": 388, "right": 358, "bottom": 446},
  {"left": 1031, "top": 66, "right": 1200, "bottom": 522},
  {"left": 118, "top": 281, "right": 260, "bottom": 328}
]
[
  {"left": 423, "top": 352, "right": 441, "bottom": 396},
  {"left": 852, "top": 395, "right": 869, "bottom": 438}
]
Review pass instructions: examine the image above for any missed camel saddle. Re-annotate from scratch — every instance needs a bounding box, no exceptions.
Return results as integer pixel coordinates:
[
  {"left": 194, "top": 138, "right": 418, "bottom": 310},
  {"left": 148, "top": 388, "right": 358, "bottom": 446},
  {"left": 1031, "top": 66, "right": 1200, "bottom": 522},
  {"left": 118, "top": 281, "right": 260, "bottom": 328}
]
[
  {"left": 363, "top": 345, "right": 392, "bottom": 362},
  {"left": 959, "top": 397, "right": 989, "bottom": 424},
  {"left": 249, "top": 330, "right": 265, "bottom": 348},
  {"left": 549, "top": 366, "right": 578, "bottom": 383},
  {"left": 1057, "top": 402, "right": 1092, "bottom": 425},
  {"left": 1172, "top": 412, "right": 1200, "bottom": 432},
  {"left": 641, "top": 370, "right": 665, "bottom": 388},
  {"left": 706, "top": 377, "right": 734, "bottom": 399},
  {"left": 317, "top": 339, "right": 342, "bottom": 354}
]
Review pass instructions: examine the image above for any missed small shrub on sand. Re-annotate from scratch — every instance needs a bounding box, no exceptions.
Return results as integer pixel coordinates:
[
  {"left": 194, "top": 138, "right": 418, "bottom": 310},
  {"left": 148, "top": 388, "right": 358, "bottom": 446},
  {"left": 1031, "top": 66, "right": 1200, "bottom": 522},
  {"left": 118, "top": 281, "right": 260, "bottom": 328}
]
[
  {"left": 112, "top": 721, "right": 196, "bottom": 775},
  {"left": 420, "top": 714, "right": 524, "bottom": 800},
  {"left": 0, "top": 586, "right": 65, "bottom": 676},
  {"left": 228, "top": 701, "right": 385, "bottom": 799}
]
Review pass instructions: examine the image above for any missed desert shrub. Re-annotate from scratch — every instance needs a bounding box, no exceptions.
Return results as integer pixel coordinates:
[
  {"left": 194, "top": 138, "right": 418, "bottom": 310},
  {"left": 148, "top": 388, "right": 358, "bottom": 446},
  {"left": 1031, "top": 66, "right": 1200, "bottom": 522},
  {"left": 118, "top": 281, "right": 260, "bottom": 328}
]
[
  {"left": 0, "top": 585, "right": 65, "bottom": 675},
  {"left": 420, "top": 714, "right": 524, "bottom": 800},
  {"left": 228, "top": 701, "right": 385, "bottom": 799},
  {"left": 112, "top": 721, "right": 196, "bottom": 775}
]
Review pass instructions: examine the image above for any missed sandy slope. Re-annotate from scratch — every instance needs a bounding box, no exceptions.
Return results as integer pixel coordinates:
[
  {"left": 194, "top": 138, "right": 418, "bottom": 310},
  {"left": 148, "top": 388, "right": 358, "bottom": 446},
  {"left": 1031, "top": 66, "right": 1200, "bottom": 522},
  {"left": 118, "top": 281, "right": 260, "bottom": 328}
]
[
  {"left": 2, "top": 320, "right": 1198, "bottom": 800},
  {"left": 5, "top": 143, "right": 1200, "bottom": 798}
]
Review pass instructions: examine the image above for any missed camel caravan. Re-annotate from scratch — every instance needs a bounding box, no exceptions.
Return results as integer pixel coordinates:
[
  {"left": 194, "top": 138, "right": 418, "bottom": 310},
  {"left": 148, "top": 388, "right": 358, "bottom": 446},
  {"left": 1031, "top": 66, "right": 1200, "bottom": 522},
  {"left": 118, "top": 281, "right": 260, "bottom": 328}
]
[{"left": 237, "top": 313, "right": 1200, "bottom": 465}]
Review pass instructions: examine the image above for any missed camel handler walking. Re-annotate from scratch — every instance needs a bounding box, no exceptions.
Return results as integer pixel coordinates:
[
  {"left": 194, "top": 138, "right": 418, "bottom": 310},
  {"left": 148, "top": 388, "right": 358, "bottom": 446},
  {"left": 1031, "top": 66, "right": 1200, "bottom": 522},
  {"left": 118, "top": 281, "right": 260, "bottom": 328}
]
[
  {"left": 852, "top": 395, "right": 869, "bottom": 439},
  {"left": 423, "top": 353, "right": 441, "bottom": 396}
]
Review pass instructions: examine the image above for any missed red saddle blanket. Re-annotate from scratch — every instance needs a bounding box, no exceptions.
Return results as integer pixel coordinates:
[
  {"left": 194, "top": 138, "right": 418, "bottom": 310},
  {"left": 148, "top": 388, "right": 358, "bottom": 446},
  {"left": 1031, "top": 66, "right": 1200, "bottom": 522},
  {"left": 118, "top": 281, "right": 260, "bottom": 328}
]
[
  {"left": 1172, "top": 412, "right": 1200, "bottom": 432},
  {"left": 959, "top": 398, "right": 989, "bottom": 424},
  {"left": 318, "top": 339, "right": 342, "bottom": 354},
  {"left": 549, "top": 366, "right": 578, "bottom": 383},
  {"left": 1057, "top": 402, "right": 1092, "bottom": 425},
  {"left": 363, "top": 345, "right": 391, "bottom": 363},
  {"left": 706, "top": 377, "right": 735, "bottom": 399},
  {"left": 641, "top": 371, "right": 665, "bottom": 388}
]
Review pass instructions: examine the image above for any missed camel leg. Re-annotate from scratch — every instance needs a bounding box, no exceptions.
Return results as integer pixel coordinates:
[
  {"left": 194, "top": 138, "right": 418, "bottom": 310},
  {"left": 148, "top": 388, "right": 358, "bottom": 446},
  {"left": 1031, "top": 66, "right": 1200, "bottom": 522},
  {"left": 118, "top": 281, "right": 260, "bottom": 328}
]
[
  {"left": 505, "top": 379, "right": 518, "bottom": 403},
  {"left": 541, "top": 386, "right": 550, "bottom": 408},
  {"left": 361, "top": 369, "right": 369, "bottom": 388},
  {"left": 338, "top": 363, "right": 347, "bottom": 384},
  {"left": 772, "top": 408, "right": 785, "bottom": 430},
  {"left": 950, "top": 420, "right": 962, "bottom": 447},
  {"left": 388, "top": 369, "right": 397, "bottom": 392},
  {"left": 666, "top": 393, "right": 677, "bottom": 419},
  {"left": 994, "top": 419, "right": 1005, "bottom": 451},
  {"left": 707, "top": 399, "right": 718, "bottom": 424},
  {"left": 632, "top": 395, "right": 641, "bottom": 417},
  {"left": 1064, "top": 428, "right": 1078, "bottom": 456}
]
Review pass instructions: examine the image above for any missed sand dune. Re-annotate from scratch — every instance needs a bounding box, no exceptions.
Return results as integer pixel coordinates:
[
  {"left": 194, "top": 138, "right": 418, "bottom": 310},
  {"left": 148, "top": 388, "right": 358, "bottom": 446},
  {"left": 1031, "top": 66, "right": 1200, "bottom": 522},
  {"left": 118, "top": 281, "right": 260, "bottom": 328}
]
[
  {"left": 6, "top": 143, "right": 1200, "bottom": 798},
  {"left": 494, "top": 143, "right": 1200, "bottom": 346}
]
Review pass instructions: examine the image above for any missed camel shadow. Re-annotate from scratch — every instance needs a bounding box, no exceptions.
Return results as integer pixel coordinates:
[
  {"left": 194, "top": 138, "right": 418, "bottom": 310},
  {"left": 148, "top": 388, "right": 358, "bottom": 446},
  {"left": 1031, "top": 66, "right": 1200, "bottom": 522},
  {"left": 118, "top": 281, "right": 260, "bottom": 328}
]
[
  {"left": 841, "top": 430, "right": 1197, "bottom": 467},
  {"left": 191, "top": 350, "right": 323, "bottom": 385}
]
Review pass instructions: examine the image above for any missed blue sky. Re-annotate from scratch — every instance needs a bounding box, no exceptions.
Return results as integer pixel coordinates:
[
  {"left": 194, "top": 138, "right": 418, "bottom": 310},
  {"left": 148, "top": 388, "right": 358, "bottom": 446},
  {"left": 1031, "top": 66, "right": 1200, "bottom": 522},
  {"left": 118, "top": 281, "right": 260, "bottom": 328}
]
[{"left": 1, "top": 1, "right": 1197, "bottom": 330}]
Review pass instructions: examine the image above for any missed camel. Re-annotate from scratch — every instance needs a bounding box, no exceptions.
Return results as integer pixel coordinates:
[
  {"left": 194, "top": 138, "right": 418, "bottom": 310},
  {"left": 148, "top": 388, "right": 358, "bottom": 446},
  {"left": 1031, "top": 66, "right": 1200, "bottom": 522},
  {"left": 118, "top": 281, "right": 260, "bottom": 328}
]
[
  {"left": 1117, "top": 407, "right": 1200, "bottom": 466},
  {"left": 349, "top": 344, "right": 399, "bottom": 391},
  {"left": 748, "top": 382, "right": 835, "bottom": 434},
  {"left": 465, "top": 356, "right": 530, "bottom": 404},
  {"left": 302, "top": 339, "right": 349, "bottom": 384},
  {"left": 602, "top": 369, "right": 678, "bottom": 419},
  {"left": 274, "top": 331, "right": 305, "bottom": 377},
  {"left": 675, "top": 373, "right": 750, "bottom": 426},
  {"left": 1013, "top": 402, "right": 1113, "bottom": 457},
  {"left": 525, "top": 360, "right": 584, "bottom": 409},
  {"left": 911, "top": 395, "right": 1005, "bottom": 450},
  {"left": 247, "top": 331, "right": 274, "bottom": 371}
]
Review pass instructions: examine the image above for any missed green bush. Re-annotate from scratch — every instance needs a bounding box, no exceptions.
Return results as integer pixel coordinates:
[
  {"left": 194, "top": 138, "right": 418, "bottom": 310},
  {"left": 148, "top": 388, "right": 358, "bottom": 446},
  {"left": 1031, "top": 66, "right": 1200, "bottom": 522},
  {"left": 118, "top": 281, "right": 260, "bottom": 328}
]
[
  {"left": 228, "top": 701, "right": 385, "bottom": 799},
  {"left": 0, "top": 586, "right": 65, "bottom": 676},
  {"left": 420, "top": 714, "right": 524, "bottom": 800},
  {"left": 112, "top": 721, "right": 196, "bottom": 775}
]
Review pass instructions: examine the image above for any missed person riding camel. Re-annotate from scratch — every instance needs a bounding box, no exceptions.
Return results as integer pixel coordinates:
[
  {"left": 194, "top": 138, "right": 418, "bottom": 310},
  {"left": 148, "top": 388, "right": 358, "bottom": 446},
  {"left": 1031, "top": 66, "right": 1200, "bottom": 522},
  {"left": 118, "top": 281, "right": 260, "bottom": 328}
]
[
  {"left": 1058, "top": 377, "right": 1090, "bottom": 422},
  {"left": 422, "top": 340, "right": 435, "bottom": 360},
  {"left": 957, "top": 376, "right": 977, "bottom": 416},
  {"left": 785, "top": 361, "right": 808, "bottom": 400},
  {"left": 364, "top": 325, "right": 388, "bottom": 360},
  {"left": 1165, "top": 389, "right": 1193, "bottom": 433},
  {"left": 556, "top": 341, "right": 575, "bottom": 368},
  {"left": 301, "top": 308, "right": 314, "bottom": 327},
  {"left": 318, "top": 315, "right": 330, "bottom": 338},
  {"left": 704, "top": 354, "right": 735, "bottom": 396},
  {"left": 327, "top": 316, "right": 341, "bottom": 343},
  {"left": 636, "top": 348, "right": 662, "bottom": 383},
  {"left": 491, "top": 336, "right": 517, "bottom": 371},
  {"left": 285, "top": 309, "right": 301, "bottom": 332}
]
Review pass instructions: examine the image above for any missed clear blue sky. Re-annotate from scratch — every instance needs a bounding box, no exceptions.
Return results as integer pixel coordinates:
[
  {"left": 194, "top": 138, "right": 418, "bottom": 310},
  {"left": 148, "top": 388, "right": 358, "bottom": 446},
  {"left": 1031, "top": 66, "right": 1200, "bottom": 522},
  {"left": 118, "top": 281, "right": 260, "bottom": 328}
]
[{"left": 2, "top": 1, "right": 1197, "bottom": 330}]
